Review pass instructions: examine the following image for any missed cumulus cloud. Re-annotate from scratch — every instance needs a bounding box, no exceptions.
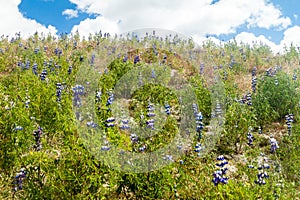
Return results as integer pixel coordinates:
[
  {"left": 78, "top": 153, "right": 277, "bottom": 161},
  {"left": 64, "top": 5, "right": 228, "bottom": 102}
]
[
  {"left": 71, "top": 16, "right": 120, "bottom": 37},
  {"left": 62, "top": 9, "right": 79, "bottom": 19},
  {"left": 68, "top": 0, "right": 291, "bottom": 37},
  {"left": 0, "top": 0, "right": 57, "bottom": 37}
]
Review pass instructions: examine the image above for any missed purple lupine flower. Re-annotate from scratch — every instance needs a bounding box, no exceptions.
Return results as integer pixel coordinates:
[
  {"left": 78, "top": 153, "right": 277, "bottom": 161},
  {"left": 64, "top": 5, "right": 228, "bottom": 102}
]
[
  {"left": 13, "top": 168, "right": 27, "bottom": 192},
  {"left": 270, "top": 137, "right": 279, "bottom": 153},
  {"left": 33, "top": 127, "right": 43, "bottom": 151},
  {"left": 212, "top": 155, "right": 229, "bottom": 186}
]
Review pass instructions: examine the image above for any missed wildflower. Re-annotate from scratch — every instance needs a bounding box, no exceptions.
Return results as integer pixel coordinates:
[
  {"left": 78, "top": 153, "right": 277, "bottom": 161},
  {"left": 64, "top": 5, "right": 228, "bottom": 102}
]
[
  {"left": 165, "top": 103, "right": 171, "bottom": 115},
  {"left": 13, "top": 168, "right": 26, "bottom": 191},
  {"left": 270, "top": 137, "right": 279, "bottom": 153},
  {"left": 212, "top": 155, "right": 229, "bottom": 186},
  {"left": 33, "top": 127, "right": 43, "bottom": 151},
  {"left": 134, "top": 55, "right": 140, "bottom": 64}
]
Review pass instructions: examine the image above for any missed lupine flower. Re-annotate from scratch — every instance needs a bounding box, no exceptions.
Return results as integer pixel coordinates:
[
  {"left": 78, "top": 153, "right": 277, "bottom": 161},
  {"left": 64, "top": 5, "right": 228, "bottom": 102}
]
[
  {"left": 87, "top": 121, "right": 97, "bottom": 128},
  {"left": 13, "top": 168, "right": 27, "bottom": 192},
  {"left": 68, "top": 65, "right": 72, "bottom": 75},
  {"left": 165, "top": 103, "right": 171, "bottom": 115},
  {"left": 14, "top": 126, "right": 23, "bottom": 131},
  {"left": 151, "top": 69, "right": 156, "bottom": 79},
  {"left": 72, "top": 85, "right": 85, "bottom": 107},
  {"left": 34, "top": 47, "right": 39, "bottom": 54},
  {"left": 199, "top": 63, "right": 204, "bottom": 75},
  {"left": 252, "top": 66, "right": 257, "bottom": 76},
  {"left": 251, "top": 76, "right": 257, "bottom": 93},
  {"left": 285, "top": 114, "right": 294, "bottom": 135},
  {"left": 293, "top": 73, "right": 297, "bottom": 80},
  {"left": 134, "top": 55, "right": 140, "bottom": 64},
  {"left": 195, "top": 112, "right": 204, "bottom": 141},
  {"left": 247, "top": 132, "right": 254, "bottom": 146},
  {"left": 40, "top": 69, "right": 47, "bottom": 81},
  {"left": 91, "top": 54, "right": 95, "bottom": 65},
  {"left": 139, "top": 145, "right": 146, "bottom": 152},
  {"left": 106, "top": 92, "right": 114, "bottom": 107},
  {"left": 33, "top": 127, "right": 43, "bottom": 151},
  {"left": 120, "top": 118, "right": 130, "bottom": 130},
  {"left": 246, "top": 92, "right": 252, "bottom": 106},
  {"left": 56, "top": 83, "right": 63, "bottom": 103},
  {"left": 163, "top": 155, "right": 173, "bottom": 162},
  {"left": 95, "top": 90, "right": 102, "bottom": 103},
  {"left": 194, "top": 142, "right": 203, "bottom": 157},
  {"left": 215, "top": 102, "right": 222, "bottom": 117},
  {"left": 212, "top": 155, "right": 229, "bottom": 186},
  {"left": 162, "top": 54, "right": 167, "bottom": 64},
  {"left": 123, "top": 55, "right": 128, "bottom": 62},
  {"left": 270, "top": 137, "right": 279, "bottom": 153},
  {"left": 32, "top": 63, "right": 38, "bottom": 75},
  {"left": 130, "top": 133, "right": 138, "bottom": 143},
  {"left": 255, "top": 162, "right": 270, "bottom": 185}
]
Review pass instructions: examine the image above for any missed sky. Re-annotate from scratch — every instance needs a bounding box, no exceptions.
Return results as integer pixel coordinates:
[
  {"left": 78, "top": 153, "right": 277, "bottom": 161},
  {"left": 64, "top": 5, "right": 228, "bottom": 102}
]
[{"left": 1, "top": 0, "right": 300, "bottom": 53}]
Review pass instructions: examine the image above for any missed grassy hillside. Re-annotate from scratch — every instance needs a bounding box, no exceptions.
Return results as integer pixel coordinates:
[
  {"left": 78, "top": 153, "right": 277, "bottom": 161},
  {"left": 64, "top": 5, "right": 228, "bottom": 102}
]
[{"left": 0, "top": 32, "right": 299, "bottom": 199}]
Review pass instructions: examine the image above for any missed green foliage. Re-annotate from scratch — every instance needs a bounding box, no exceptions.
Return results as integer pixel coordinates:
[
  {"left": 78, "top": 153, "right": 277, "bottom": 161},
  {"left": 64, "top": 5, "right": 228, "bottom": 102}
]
[
  {"left": 0, "top": 32, "right": 300, "bottom": 199},
  {"left": 253, "top": 71, "right": 300, "bottom": 125}
]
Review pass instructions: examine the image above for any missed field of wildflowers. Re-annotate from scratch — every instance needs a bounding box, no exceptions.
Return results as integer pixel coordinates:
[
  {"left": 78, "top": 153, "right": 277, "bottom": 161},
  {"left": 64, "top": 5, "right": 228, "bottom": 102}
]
[{"left": 0, "top": 30, "right": 299, "bottom": 199}]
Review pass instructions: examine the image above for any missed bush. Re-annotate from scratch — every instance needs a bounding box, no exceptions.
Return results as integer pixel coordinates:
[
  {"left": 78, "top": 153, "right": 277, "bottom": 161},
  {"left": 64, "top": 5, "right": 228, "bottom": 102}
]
[{"left": 253, "top": 71, "right": 300, "bottom": 125}]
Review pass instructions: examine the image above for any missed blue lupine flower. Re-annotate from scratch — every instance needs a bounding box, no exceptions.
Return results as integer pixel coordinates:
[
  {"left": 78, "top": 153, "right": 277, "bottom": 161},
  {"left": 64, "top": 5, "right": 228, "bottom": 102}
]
[
  {"left": 123, "top": 55, "right": 128, "bottom": 62},
  {"left": 32, "top": 63, "right": 38, "bottom": 75},
  {"left": 33, "top": 127, "right": 43, "bottom": 151},
  {"left": 68, "top": 65, "right": 72, "bottom": 75},
  {"left": 72, "top": 85, "right": 85, "bottom": 107},
  {"left": 252, "top": 66, "right": 257, "bottom": 76},
  {"left": 87, "top": 121, "right": 97, "bottom": 128},
  {"left": 14, "top": 126, "right": 23, "bottom": 131},
  {"left": 213, "top": 155, "right": 229, "bottom": 186},
  {"left": 163, "top": 155, "right": 173, "bottom": 162},
  {"left": 34, "top": 47, "right": 39, "bottom": 54},
  {"left": 255, "top": 162, "right": 270, "bottom": 185},
  {"left": 130, "top": 133, "right": 138, "bottom": 143},
  {"left": 56, "top": 83, "right": 63, "bottom": 103},
  {"left": 139, "top": 145, "right": 146, "bottom": 152},
  {"left": 285, "top": 113, "right": 294, "bottom": 135},
  {"left": 40, "top": 69, "right": 47, "bottom": 81},
  {"left": 251, "top": 76, "right": 257, "bottom": 93},
  {"left": 151, "top": 69, "right": 156, "bottom": 78},
  {"left": 13, "top": 168, "right": 26, "bottom": 192},
  {"left": 247, "top": 132, "right": 254, "bottom": 146},
  {"left": 106, "top": 91, "right": 114, "bottom": 106},
  {"left": 95, "top": 90, "right": 102, "bottom": 103},
  {"left": 165, "top": 103, "right": 171, "bottom": 115},
  {"left": 199, "top": 63, "right": 204, "bottom": 75},
  {"left": 270, "top": 137, "right": 279, "bottom": 153},
  {"left": 134, "top": 55, "right": 140, "bottom": 64},
  {"left": 101, "top": 146, "right": 111, "bottom": 151}
]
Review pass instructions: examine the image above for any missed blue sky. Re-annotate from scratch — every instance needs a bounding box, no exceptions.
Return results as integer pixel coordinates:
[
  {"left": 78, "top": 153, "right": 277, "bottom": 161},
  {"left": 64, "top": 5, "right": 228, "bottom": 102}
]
[
  {"left": 18, "top": 0, "right": 99, "bottom": 34},
  {"left": 1, "top": 0, "right": 300, "bottom": 53}
]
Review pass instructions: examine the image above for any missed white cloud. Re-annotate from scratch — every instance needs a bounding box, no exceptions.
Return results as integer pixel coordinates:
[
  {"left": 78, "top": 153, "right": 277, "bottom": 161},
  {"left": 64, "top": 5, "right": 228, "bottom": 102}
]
[
  {"left": 232, "top": 32, "right": 280, "bottom": 53},
  {"left": 69, "top": 0, "right": 291, "bottom": 37},
  {"left": 71, "top": 16, "right": 120, "bottom": 38},
  {"left": 0, "top": 0, "right": 57, "bottom": 37},
  {"left": 279, "top": 26, "right": 300, "bottom": 49},
  {"left": 293, "top": 14, "right": 298, "bottom": 20},
  {"left": 62, "top": 9, "right": 79, "bottom": 19}
]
